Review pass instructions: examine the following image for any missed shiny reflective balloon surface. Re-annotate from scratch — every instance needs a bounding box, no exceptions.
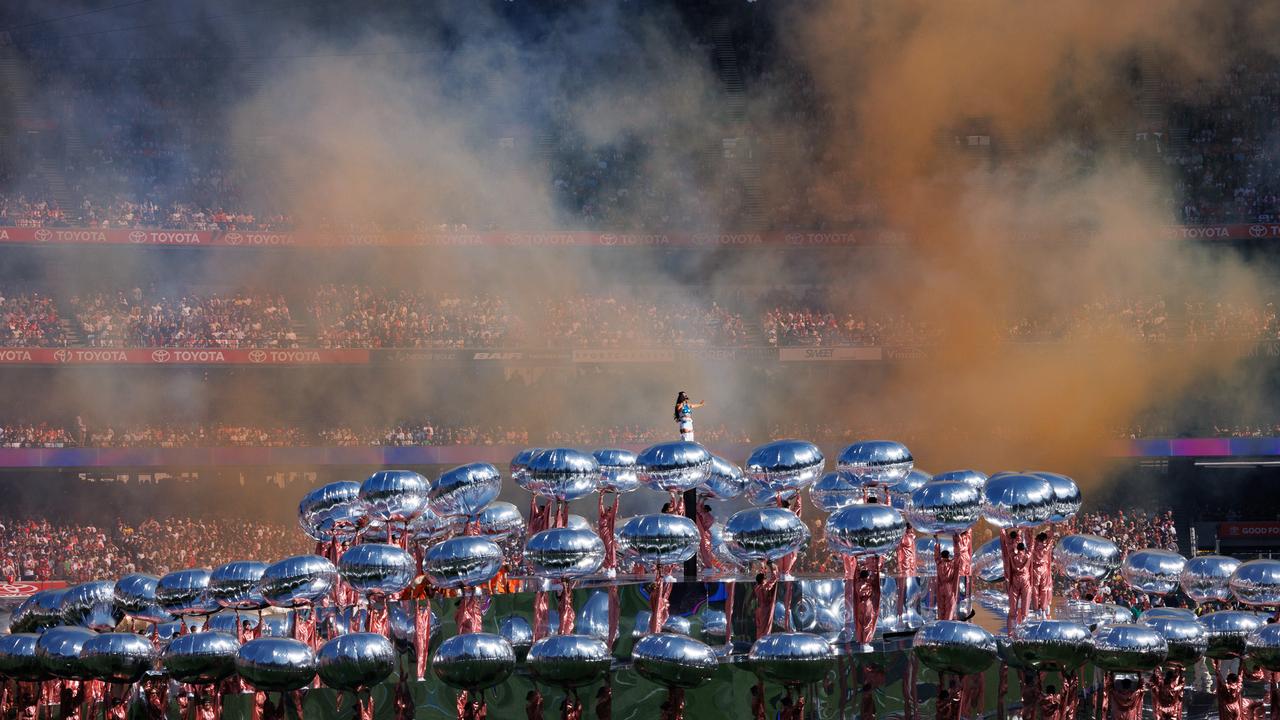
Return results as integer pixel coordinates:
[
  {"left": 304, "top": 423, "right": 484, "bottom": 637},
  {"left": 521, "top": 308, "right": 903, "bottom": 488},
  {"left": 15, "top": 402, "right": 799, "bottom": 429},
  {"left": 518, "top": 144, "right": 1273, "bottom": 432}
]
[
  {"left": 916, "top": 536, "right": 955, "bottom": 577},
  {"left": 1010, "top": 620, "right": 1093, "bottom": 670},
  {"left": 885, "top": 468, "right": 930, "bottom": 510},
  {"left": 525, "top": 528, "right": 605, "bottom": 580},
  {"left": 526, "top": 449, "right": 599, "bottom": 501},
  {"left": 339, "top": 543, "right": 416, "bottom": 597},
  {"left": 1181, "top": 555, "right": 1241, "bottom": 605},
  {"left": 1053, "top": 535, "right": 1121, "bottom": 582},
  {"left": 475, "top": 501, "right": 525, "bottom": 541},
  {"left": 316, "top": 633, "right": 396, "bottom": 691},
  {"left": 431, "top": 633, "right": 516, "bottom": 691},
  {"left": 748, "top": 632, "right": 836, "bottom": 685},
  {"left": 431, "top": 462, "right": 502, "bottom": 519},
  {"left": 746, "top": 440, "right": 825, "bottom": 494},
  {"left": 1229, "top": 559, "right": 1280, "bottom": 607},
  {"left": 208, "top": 562, "right": 269, "bottom": 611},
  {"left": 359, "top": 470, "right": 429, "bottom": 523},
  {"left": 1091, "top": 624, "right": 1168, "bottom": 672},
  {"left": 981, "top": 473, "right": 1054, "bottom": 529},
  {"left": 837, "top": 441, "right": 913, "bottom": 486},
  {"left": 409, "top": 508, "right": 452, "bottom": 548},
  {"left": 113, "top": 573, "right": 174, "bottom": 625},
  {"left": 905, "top": 481, "right": 982, "bottom": 535},
  {"left": 1121, "top": 549, "right": 1187, "bottom": 596},
  {"left": 1141, "top": 616, "right": 1207, "bottom": 666},
  {"left": 35, "top": 626, "right": 96, "bottom": 679},
  {"left": 1141, "top": 607, "right": 1198, "bottom": 623},
  {"left": 1246, "top": 624, "right": 1280, "bottom": 672},
  {"left": 826, "top": 504, "right": 906, "bottom": 557},
  {"left": 299, "top": 481, "right": 364, "bottom": 542},
  {"left": 912, "top": 621, "right": 998, "bottom": 675},
  {"left": 632, "top": 633, "right": 718, "bottom": 689},
  {"left": 973, "top": 538, "right": 1005, "bottom": 583},
  {"left": 80, "top": 632, "right": 155, "bottom": 684},
  {"left": 1030, "top": 472, "right": 1082, "bottom": 523},
  {"left": 0, "top": 634, "right": 43, "bottom": 681},
  {"left": 931, "top": 470, "right": 988, "bottom": 492},
  {"left": 61, "top": 580, "right": 124, "bottom": 631},
  {"left": 10, "top": 588, "right": 67, "bottom": 633},
  {"left": 526, "top": 634, "right": 611, "bottom": 688},
  {"left": 703, "top": 454, "right": 748, "bottom": 500},
  {"left": 259, "top": 555, "right": 338, "bottom": 608},
  {"left": 809, "top": 471, "right": 866, "bottom": 513},
  {"left": 617, "top": 513, "right": 700, "bottom": 567},
  {"left": 723, "top": 507, "right": 810, "bottom": 563},
  {"left": 594, "top": 448, "right": 640, "bottom": 494},
  {"left": 156, "top": 569, "right": 220, "bottom": 617},
  {"left": 636, "top": 441, "right": 712, "bottom": 494},
  {"left": 236, "top": 638, "right": 317, "bottom": 692},
  {"left": 423, "top": 536, "right": 504, "bottom": 589},
  {"left": 510, "top": 447, "right": 543, "bottom": 491},
  {"left": 1200, "top": 611, "right": 1264, "bottom": 659},
  {"left": 499, "top": 615, "right": 534, "bottom": 660},
  {"left": 163, "top": 632, "right": 240, "bottom": 684}
]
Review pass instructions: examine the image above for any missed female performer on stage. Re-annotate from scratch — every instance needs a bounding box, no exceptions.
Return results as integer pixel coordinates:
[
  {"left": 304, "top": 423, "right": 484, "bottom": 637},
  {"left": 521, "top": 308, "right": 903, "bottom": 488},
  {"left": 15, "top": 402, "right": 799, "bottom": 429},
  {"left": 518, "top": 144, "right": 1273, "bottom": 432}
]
[{"left": 674, "top": 391, "right": 705, "bottom": 441}]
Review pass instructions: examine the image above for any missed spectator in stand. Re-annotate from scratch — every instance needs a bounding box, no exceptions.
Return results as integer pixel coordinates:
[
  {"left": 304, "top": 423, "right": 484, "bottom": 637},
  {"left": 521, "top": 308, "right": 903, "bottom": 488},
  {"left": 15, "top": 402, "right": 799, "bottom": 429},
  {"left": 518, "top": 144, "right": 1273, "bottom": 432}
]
[
  {"left": 0, "top": 290, "right": 67, "bottom": 347},
  {"left": 70, "top": 287, "right": 297, "bottom": 348}
]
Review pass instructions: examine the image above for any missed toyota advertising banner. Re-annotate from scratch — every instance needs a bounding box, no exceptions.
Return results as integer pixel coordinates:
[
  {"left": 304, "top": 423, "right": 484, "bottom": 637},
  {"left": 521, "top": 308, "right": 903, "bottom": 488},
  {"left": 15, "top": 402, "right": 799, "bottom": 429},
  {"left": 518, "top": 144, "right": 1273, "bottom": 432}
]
[
  {"left": 0, "top": 348, "right": 370, "bottom": 365},
  {"left": 0, "top": 580, "right": 67, "bottom": 599}
]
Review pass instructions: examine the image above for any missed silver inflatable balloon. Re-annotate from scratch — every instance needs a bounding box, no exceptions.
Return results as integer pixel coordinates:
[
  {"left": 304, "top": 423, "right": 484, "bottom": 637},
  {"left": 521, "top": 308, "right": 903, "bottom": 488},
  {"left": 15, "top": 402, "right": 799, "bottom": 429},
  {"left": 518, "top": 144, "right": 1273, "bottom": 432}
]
[
  {"left": 339, "top": 543, "right": 415, "bottom": 598},
  {"left": 359, "top": 469, "right": 429, "bottom": 523},
  {"left": 80, "top": 633, "right": 155, "bottom": 684},
  {"left": 409, "top": 507, "right": 451, "bottom": 548},
  {"left": 982, "top": 473, "right": 1054, "bottom": 529},
  {"left": 525, "top": 528, "right": 604, "bottom": 580},
  {"left": 703, "top": 455, "right": 749, "bottom": 501},
  {"left": 1091, "top": 624, "right": 1168, "bottom": 672},
  {"left": 0, "top": 634, "right": 44, "bottom": 681},
  {"left": 575, "top": 591, "right": 611, "bottom": 644},
  {"left": 423, "top": 536, "right": 504, "bottom": 589},
  {"left": 510, "top": 448, "right": 544, "bottom": 492},
  {"left": 746, "top": 440, "right": 825, "bottom": 495},
  {"left": 388, "top": 603, "right": 439, "bottom": 657},
  {"left": 432, "top": 633, "right": 516, "bottom": 691},
  {"left": 723, "top": 508, "right": 810, "bottom": 564},
  {"left": 594, "top": 449, "right": 640, "bottom": 494},
  {"left": 748, "top": 632, "right": 835, "bottom": 685},
  {"left": 809, "top": 471, "right": 866, "bottom": 513},
  {"left": 1230, "top": 559, "right": 1280, "bottom": 607},
  {"left": 1053, "top": 535, "right": 1121, "bottom": 582},
  {"left": 1247, "top": 624, "right": 1280, "bottom": 672},
  {"left": 10, "top": 588, "right": 67, "bottom": 633},
  {"left": 636, "top": 441, "right": 712, "bottom": 494},
  {"left": 565, "top": 514, "right": 592, "bottom": 532},
  {"left": 973, "top": 538, "right": 1005, "bottom": 583},
  {"left": 527, "top": 449, "right": 599, "bottom": 501},
  {"left": 709, "top": 523, "right": 745, "bottom": 571},
  {"left": 837, "top": 441, "right": 913, "bottom": 486},
  {"left": 1010, "top": 620, "right": 1093, "bottom": 670},
  {"left": 1200, "top": 610, "right": 1264, "bottom": 659},
  {"left": 526, "top": 634, "right": 611, "bottom": 688},
  {"left": 475, "top": 501, "right": 525, "bottom": 541},
  {"left": 1030, "top": 472, "right": 1082, "bottom": 523},
  {"left": 1141, "top": 616, "right": 1207, "bottom": 666},
  {"left": 698, "top": 609, "right": 728, "bottom": 644},
  {"left": 61, "top": 581, "right": 124, "bottom": 631},
  {"left": 236, "top": 638, "right": 317, "bottom": 692},
  {"left": 498, "top": 615, "right": 534, "bottom": 661},
  {"left": 317, "top": 633, "right": 396, "bottom": 691},
  {"left": 886, "top": 468, "right": 931, "bottom": 510},
  {"left": 1181, "top": 555, "right": 1241, "bottom": 605},
  {"left": 113, "top": 573, "right": 174, "bottom": 625},
  {"left": 912, "top": 621, "right": 998, "bottom": 675},
  {"left": 163, "top": 632, "right": 240, "bottom": 684},
  {"left": 206, "top": 614, "right": 251, "bottom": 636},
  {"left": 208, "top": 562, "right": 269, "bottom": 611},
  {"left": 632, "top": 612, "right": 691, "bottom": 638},
  {"left": 1121, "top": 549, "right": 1187, "bottom": 595},
  {"left": 905, "top": 481, "right": 981, "bottom": 535},
  {"left": 916, "top": 536, "right": 956, "bottom": 577},
  {"left": 156, "top": 569, "right": 220, "bottom": 617},
  {"left": 825, "top": 504, "right": 906, "bottom": 557},
  {"left": 617, "top": 514, "right": 699, "bottom": 568},
  {"left": 35, "top": 626, "right": 95, "bottom": 680},
  {"left": 633, "top": 633, "right": 718, "bottom": 689},
  {"left": 931, "top": 470, "right": 988, "bottom": 492},
  {"left": 299, "top": 481, "right": 364, "bottom": 542},
  {"left": 432, "top": 462, "right": 502, "bottom": 520},
  {"left": 747, "top": 484, "right": 796, "bottom": 507},
  {"left": 259, "top": 555, "right": 338, "bottom": 608},
  {"left": 1141, "top": 607, "right": 1198, "bottom": 622}
]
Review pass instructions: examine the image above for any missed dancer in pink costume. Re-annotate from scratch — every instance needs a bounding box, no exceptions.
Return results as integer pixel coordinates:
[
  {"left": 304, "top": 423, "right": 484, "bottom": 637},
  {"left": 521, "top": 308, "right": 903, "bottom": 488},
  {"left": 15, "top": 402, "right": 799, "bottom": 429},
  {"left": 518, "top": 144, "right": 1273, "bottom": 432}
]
[
  {"left": 1152, "top": 668, "right": 1185, "bottom": 720},
  {"left": 753, "top": 571, "right": 777, "bottom": 638},
  {"left": 598, "top": 493, "right": 620, "bottom": 574},
  {"left": 935, "top": 548, "right": 960, "bottom": 621},
  {"left": 413, "top": 598, "right": 433, "bottom": 681},
  {"left": 695, "top": 502, "right": 719, "bottom": 573},
  {"left": 1106, "top": 675, "right": 1144, "bottom": 720},
  {"left": 533, "top": 590, "right": 551, "bottom": 639},
  {"left": 854, "top": 555, "right": 882, "bottom": 645},
  {"left": 1004, "top": 536, "right": 1033, "bottom": 631},
  {"left": 1217, "top": 669, "right": 1253, "bottom": 720},
  {"left": 1030, "top": 529, "right": 1054, "bottom": 615}
]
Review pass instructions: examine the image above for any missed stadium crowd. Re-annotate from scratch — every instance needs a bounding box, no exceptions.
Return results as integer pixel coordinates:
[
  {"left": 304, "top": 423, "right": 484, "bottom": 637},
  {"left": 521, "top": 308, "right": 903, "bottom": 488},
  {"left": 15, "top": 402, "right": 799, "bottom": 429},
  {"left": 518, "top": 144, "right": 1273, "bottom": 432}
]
[
  {"left": 0, "top": 517, "right": 309, "bottom": 583},
  {"left": 0, "top": 291, "right": 67, "bottom": 348},
  {"left": 1065, "top": 510, "right": 1181, "bottom": 611},
  {"left": 70, "top": 288, "right": 298, "bottom": 348}
]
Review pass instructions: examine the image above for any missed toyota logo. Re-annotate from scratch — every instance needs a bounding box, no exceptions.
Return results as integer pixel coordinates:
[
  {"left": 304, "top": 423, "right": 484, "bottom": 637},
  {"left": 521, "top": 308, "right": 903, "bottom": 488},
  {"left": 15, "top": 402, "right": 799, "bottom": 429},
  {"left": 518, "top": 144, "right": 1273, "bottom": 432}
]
[
  {"left": 128, "top": 231, "right": 147, "bottom": 243},
  {"left": 785, "top": 233, "right": 803, "bottom": 245},
  {"left": 599, "top": 234, "right": 617, "bottom": 246},
  {"left": 223, "top": 232, "right": 243, "bottom": 245},
  {"left": 248, "top": 350, "right": 267, "bottom": 363},
  {"left": 0, "top": 583, "right": 38, "bottom": 597},
  {"left": 34, "top": 229, "right": 51, "bottom": 242},
  {"left": 53, "top": 349, "right": 70, "bottom": 363},
  {"left": 1250, "top": 225, "right": 1268, "bottom": 238},
  {"left": 151, "top": 349, "right": 171, "bottom": 363}
]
